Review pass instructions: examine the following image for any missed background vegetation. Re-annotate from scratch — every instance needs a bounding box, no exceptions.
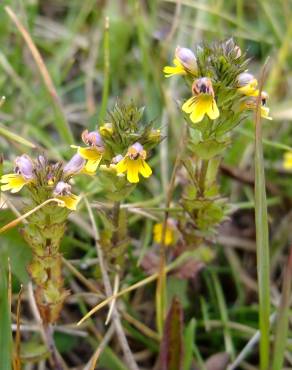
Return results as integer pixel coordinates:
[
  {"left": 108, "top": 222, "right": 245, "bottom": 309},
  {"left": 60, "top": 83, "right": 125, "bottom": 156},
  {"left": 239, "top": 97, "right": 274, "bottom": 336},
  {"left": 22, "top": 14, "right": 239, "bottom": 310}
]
[{"left": 0, "top": 0, "right": 292, "bottom": 369}]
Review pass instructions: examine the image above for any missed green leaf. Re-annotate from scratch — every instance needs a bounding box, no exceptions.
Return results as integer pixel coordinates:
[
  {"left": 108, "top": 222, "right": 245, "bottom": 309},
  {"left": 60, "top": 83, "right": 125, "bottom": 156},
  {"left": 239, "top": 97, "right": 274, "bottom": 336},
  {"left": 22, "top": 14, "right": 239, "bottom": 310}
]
[
  {"left": 183, "top": 319, "right": 195, "bottom": 370},
  {"left": 190, "top": 139, "right": 229, "bottom": 160}
]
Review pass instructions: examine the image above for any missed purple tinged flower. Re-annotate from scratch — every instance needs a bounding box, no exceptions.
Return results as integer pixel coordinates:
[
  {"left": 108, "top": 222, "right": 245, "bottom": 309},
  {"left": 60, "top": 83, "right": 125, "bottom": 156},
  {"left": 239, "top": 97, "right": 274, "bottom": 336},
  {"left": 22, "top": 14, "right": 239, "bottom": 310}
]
[
  {"left": 37, "top": 155, "right": 46, "bottom": 168},
  {"left": 14, "top": 154, "right": 35, "bottom": 180},
  {"left": 63, "top": 154, "right": 85, "bottom": 175},
  {"left": 237, "top": 72, "right": 255, "bottom": 87},
  {"left": 81, "top": 129, "right": 104, "bottom": 148},
  {"left": 175, "top": 46, "right": 197, "bottom": 73},
  {"left": 131, "top": 142, "right": 144, "bottom": 154},
  {"left": 53, "top": 181, "right": 72, "bottom": 196},
  {"left": 112, "top": 154, "right": 123, "bottom": 164}
]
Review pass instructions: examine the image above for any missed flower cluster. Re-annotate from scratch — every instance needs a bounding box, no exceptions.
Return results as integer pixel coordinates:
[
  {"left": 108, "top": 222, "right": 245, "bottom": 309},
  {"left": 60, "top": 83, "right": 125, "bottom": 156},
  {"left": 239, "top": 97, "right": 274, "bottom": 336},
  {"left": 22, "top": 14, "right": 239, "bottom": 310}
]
[
  {"left": 160, "top": 39, "right": 273, "bottom": 242},
  {"left": 164, "top": 42, "right": 272, "bottom": 124},
  {"left": 1, "top": 154, "right": 81, "bottom": 210},
  {"left": 72, "top": 103, "right": 161, "bottom": 191}
]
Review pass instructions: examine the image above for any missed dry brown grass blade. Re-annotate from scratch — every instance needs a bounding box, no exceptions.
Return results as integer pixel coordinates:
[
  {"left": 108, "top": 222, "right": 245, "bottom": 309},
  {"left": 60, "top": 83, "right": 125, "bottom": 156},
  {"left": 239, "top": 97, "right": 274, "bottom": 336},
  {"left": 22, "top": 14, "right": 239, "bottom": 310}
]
[
  {"left": 13, "top": 285, "right": 23, "bottom": 370},
  {"left": 0, "top": 198, "right": 64, "bottom": 234},
  {"left": 4, "top": 6, "right": 73, "bottom": 144},
  {"left": 5, "top": 6, "right": 58, "bottom": 101}
]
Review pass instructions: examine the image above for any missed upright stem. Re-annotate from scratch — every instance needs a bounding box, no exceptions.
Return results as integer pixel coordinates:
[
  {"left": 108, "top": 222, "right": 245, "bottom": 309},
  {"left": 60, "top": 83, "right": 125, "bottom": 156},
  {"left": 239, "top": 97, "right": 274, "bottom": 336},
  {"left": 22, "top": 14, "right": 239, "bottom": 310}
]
[
  {"left": 43, "top": 324, "right": 64, "bottom": 370},
  {"left": 112, "top": 201, "right": 121, "bottom": 247},
  {"left": 156, "top": 124, "right": 187, "bottom": 335},
  {"left": 85, "top": 198, "right": 139, "bottom": 370},
  {"left": 198, "top": 159, "right": 209, "bottom": 197}
]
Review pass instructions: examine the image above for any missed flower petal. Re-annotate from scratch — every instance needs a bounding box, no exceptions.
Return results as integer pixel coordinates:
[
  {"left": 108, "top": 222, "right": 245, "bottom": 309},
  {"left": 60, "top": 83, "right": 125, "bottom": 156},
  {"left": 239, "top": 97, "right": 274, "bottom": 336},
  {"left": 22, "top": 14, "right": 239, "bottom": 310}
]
[
  {"left": 153, "top": 223, "right": 174, "bottom": 246},
  {"left": 188, "top": 96, "right": 210, "bottom": 123},
  {"left": 138, "top": 159, "right": 152, "bottom": 178},
  {"left": 57, "top": 194, "right": 80, "bottom": 211},
  {"left": 283, "top": 152, "right": 292, "bottom": 170},
  {"left": 77, "top": 146, "right": 103, "bottom": 161},
  {"left": 206, "top": 98, "right": 220, "bottom": 120},
  {"left": 238, "top": 79, "right": 259, "bottom": 96},
  {"left": 261, "top": 106, "right": 272, "bottom": 120},
  {"left": 115, "top": 158, "right": 128, "bottom": 174},
  {"left": 163, "top": 58, "right": 186, "bottom": 77},
  {"left": 85, "top": 157, "right": 102, "bottom": 173},
  {"left": 0, "top": 173, "right": 28, "bottom": 193},
  {"left": 126, "top": 160, "right": 140, "bottom": 183}
]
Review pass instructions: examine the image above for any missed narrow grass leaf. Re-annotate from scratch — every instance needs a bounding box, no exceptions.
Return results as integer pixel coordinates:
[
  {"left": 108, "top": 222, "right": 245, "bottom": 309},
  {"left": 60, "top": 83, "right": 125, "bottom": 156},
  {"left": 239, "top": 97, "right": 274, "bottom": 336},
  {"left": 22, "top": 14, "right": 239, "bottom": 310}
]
[
  {"left": 0, "top": 124, "right": 36, "bottom": 148},
  {"left": 271, "top": 246, "right": 292, "bottom": 370},
  {"left": 254, "top": 63, "right": 271, "bottom": 370},
  {"left": 183, "top": 318, "right": 195, "bottom": 370},
  {"left": 0, "top": 258, "right": 12, "bottom": 370}
]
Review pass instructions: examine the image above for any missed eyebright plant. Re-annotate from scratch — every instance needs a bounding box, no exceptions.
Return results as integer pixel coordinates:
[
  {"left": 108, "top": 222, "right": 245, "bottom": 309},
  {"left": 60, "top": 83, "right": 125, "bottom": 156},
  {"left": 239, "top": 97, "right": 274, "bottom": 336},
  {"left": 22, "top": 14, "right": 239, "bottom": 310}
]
[
  {"left": 0, "top": 153, "right": 82, "bottom": 323},
  {"left": 161, "top": 38, "right": 272, "bottom": 245},
  {"left": 72, "top": 102, "right": 162, "bottom": 268}
]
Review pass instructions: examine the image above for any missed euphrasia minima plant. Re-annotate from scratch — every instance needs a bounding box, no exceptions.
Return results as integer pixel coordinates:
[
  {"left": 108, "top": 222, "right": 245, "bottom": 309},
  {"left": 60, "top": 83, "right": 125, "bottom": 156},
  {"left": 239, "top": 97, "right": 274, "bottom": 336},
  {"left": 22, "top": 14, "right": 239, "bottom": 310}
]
[
  {"left": 1, "top": 154, "right": 83, "bottom": 323},
  {"left": 160, "top": 39, "right": 272, "bottom": 247}
]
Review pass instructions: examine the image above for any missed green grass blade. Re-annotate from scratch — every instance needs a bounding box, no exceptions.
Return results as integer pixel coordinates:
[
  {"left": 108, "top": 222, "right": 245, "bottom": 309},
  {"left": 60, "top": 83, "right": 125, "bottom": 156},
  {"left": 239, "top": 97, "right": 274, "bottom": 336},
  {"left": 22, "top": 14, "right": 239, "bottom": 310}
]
[
  {"left": 97, "top": 16, "right": 110, "bottom": 124},
  {"left": 0, "top": 258, "right": 12, "bottom": 370},
  {"left": 271, "top": 247, "right": 292, "bottom": 370},
  {"left": 254, "top": 67, "right": 271, "bottom": 370},
  {"left": 211, "top": 271, "right": 235, "bottom": 360}
]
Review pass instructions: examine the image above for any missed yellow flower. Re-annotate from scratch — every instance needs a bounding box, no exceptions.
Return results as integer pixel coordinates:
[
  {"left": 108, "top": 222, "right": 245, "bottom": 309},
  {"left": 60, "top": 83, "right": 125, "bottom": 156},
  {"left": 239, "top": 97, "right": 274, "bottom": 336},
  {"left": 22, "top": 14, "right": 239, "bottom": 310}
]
[
  {"left": 283, "top": 152, "right": 292, "bottom": 170},
  {"left": 163, "top": 58, "right": 186, "bottom": 78},
  {"left": 153, "top": 220, "right": 176, "bottom": 246},
  {"left": 53, "top": 181, "right": 80, "bottom": 211},
  {"left": 237, "top": 73, "right": 259, "bottom": 97},
  {"left": 163, "top": 46, "right": 197, "bottom": 78},
  {"left": 56, "top": 194, "right": 80, "bottom": 211},
  {"left": 71, "top": 145, "right": 103, "bottom": 173},
  {"left": 182, "top": 94, "right": 219, "bottom": 123},
  {"left": 243, "top": 92, "right": 272, "bottom": 120},
  {"left": 182, "top": 77, "right": 219, "bottom": 124},
  {"left": 1, "top": 154, "right": 36, "bottom": 193},
  {"left": 0, "top": 173, "right": 29, "bottom": 193},
  {"left": 116, "top": 143, "right": 152, "bottom": 183},
  {"left": 260, "top": 106, "right": 272, "bottom": 120}
]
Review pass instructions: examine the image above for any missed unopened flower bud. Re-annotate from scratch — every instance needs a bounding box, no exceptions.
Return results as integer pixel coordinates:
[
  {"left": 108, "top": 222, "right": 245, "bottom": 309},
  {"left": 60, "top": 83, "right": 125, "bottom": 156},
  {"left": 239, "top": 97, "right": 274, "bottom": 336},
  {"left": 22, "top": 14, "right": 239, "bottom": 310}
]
[
  {"left": 237, "top": 72, "right": 255, "bottom": 87},
  {"left": 81, "top": 130, "right": 104, "bottom": 148},
  {"left": 14, "top": 154, "right": 35, "bottom": 180},
  {"left": 63, "top": 154, "right": 85, "bottom": 175},
  {"left": 175, "top": 46, "right": 197, "bottom": 73},
  {"left": 54, "top": 181, "right": 72, "bottom": 196},
  {"left": 99, "top": 123, "right": 113, "bottom": 137}
]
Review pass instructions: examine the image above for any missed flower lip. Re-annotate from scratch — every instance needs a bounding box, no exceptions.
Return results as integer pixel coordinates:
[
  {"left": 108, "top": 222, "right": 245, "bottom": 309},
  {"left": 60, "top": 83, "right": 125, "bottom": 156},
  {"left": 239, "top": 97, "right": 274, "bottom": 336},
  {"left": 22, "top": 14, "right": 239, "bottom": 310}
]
[
  {"left": 127, "top": 142, "right": 146, "bottom": 160},
  {"left": 192, "top": 77, "right": 214, "bottom": 97},
  {"left": 175, "top": 46, "right": 197, "bottom": 72},
  {"left": 14, "top": 154, "right": 35, "bottom": 180},
  {"left": 81, "top": 129, "right": 104, "bottom": 148},
  {"left": 261, "top": 91, "right": 268, "bottom": 106},
  {"left": 54, "top": 181, "right": 72, "bottom": 196},
  {"left": 237, "top": 72, "right": 255, "bottom": 87},
  {"left": 63, "top": 153, "right": 85, "bottom": 175}
]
